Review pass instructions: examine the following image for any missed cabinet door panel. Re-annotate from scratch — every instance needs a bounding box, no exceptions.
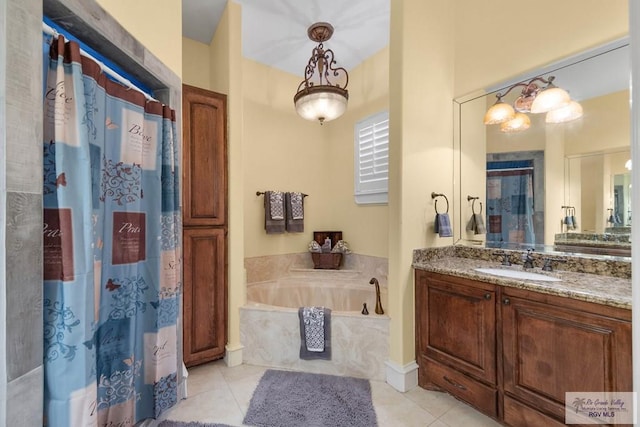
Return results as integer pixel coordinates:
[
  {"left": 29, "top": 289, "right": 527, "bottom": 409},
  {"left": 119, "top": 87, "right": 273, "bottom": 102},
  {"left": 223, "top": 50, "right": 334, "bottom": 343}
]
[
  {"left": 183, "top": 228, "right": 227, "bottom": 366},
  {"left": 182, "top": 85, "right": 227, "bottom": 226},
  {"left": 502, "top": 295, "right": 632, "bottom": 420},
  {"left": 420, "top": 273, "right": 497, "bottom": 385}
]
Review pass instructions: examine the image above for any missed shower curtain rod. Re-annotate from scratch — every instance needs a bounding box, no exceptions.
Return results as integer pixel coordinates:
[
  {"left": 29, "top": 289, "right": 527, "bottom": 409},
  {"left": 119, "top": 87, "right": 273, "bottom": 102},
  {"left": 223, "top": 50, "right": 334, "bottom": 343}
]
[{"left": 42, "top": 22, "right": 158, "bottom": 102}]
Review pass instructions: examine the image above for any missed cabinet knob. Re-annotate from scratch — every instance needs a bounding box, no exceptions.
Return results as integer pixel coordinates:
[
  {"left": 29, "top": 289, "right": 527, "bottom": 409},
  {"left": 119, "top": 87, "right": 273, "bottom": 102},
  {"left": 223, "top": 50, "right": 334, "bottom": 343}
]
[
  {"left": 484, "top": 293, "right": 492, "bottom": 300},
  {"left": 503, "top": 298, "right": 510, "bottom": 305}
]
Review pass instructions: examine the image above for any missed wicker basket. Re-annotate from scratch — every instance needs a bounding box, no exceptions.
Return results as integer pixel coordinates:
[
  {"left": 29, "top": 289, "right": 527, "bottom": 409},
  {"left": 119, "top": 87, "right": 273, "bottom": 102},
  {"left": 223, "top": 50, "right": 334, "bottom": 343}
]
[{"left": 311, "top": 252, "right": 343, "bottom": 269}]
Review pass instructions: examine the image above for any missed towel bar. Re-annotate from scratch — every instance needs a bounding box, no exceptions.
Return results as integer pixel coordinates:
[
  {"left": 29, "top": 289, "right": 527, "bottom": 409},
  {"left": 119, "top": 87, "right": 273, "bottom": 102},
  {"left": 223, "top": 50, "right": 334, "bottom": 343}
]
[{"left": 256, "top": 191, "right": 308, "bottom": 197}]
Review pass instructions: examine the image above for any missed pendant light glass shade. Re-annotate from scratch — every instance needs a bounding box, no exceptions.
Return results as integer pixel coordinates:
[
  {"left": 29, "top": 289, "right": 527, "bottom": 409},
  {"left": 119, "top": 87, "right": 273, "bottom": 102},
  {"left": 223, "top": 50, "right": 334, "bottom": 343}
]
[
  {"left": 483, "top": 101, "right": 515, "bottom": 125},
  {"left": 545, "top": 100, "right": 583, "bottom": 123},
  {"left": 294, "top": 86, "right": 348, "bottom": 124},
  {"left": 530, "top": 86, "right": 571, "bottom": 113},
  {"left": 500, "top": 113, "right": 531, "bottom": 133}
]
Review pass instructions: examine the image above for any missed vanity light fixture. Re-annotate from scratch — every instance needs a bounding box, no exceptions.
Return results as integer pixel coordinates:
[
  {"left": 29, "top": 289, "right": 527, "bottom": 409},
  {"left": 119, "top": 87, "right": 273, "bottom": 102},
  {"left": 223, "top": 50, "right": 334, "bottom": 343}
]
[
  {"left": 484, "top": 75, "right": 582, "bottom": 132},
  {"left": 545, "top": 100, "right": 583, "bottom": 123},
  {"left": 625, "top": 159, "right": 632, "bottom": 170},
  {"left": 500, "top": 112, "right": 531, "bottom": 133},
  {"left": 294, "top": 22, "right": 349, "bottom": 125}
]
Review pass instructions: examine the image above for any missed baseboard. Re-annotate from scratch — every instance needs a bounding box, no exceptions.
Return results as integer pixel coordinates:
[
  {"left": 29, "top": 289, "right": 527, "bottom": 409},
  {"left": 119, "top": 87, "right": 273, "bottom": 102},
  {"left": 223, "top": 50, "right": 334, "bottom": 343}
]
[
  {"left": 225, "top": 343, "right": 244, "bottom": 367},
  {"left": 385, "top": 360, "right": 419, "bottom": 392}
]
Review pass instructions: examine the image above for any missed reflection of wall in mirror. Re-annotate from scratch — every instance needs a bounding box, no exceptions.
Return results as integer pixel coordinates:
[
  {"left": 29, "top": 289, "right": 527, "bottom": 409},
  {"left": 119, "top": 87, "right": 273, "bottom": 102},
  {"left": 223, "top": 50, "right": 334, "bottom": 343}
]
[{"left": 563, "top": 89, "right": 630, "bottom": 234}]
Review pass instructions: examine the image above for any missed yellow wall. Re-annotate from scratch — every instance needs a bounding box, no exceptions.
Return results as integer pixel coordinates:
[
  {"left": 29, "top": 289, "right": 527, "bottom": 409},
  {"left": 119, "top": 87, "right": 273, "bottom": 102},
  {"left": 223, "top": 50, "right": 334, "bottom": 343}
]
[
  {"left": 214, "top": 2, "right": 245, "bottom": 360},
  {"left": 97, "top": 0, "right": 183, "bottom": 78},
  {"left": 182, "top": 37, "right": 211, "bottom": 89},
  {"left": 388, "top": 0, "right": 455, "bottom": 367},
  {"left": 242, "top": 58, "right": 329, "bottom": 257},
  {"left": 325, "top": 47, "right": 390, "bottom": 258},
  {"left": 454, "top": 0, "right": 628, "bottom": 97},
  {"left": 241, "top": 47, "right": 390, "bottom": 259},
  {"left": 209, "top": 3, "right": 231, "bottom": 94},
  {"left": 565, "top": 90, "right": 630, "bottom": 156}
]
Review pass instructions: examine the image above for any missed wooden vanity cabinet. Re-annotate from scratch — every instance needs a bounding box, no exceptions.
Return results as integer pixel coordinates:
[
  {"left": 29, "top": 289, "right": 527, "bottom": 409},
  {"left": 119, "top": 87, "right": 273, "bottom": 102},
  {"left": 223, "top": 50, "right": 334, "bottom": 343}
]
[
  {"left": 415, "top": 270, "right": 632, "bottom": 427},
  {"left": 501, "top": 287, "right": 632, "bottom": 426},
  {"left": 415, "top": 271, "right": 499, "bottom": 417}
]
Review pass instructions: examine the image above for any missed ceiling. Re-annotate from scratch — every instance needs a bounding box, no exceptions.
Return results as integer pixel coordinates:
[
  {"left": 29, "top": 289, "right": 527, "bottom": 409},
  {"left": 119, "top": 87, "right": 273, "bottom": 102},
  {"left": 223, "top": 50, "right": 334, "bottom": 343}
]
[
  {"left": 181, "top": 0, "right": 391, "bottom": 77},
  {"left": 181, "top": 1, "right": 627, "bottom": 100}
]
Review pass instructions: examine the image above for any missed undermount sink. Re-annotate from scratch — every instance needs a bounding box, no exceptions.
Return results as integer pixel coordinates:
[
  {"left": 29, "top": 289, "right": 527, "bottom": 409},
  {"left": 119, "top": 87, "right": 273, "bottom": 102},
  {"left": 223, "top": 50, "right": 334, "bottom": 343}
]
[{"left": 474, "top": 268, "right": 562, "bottom": 282}]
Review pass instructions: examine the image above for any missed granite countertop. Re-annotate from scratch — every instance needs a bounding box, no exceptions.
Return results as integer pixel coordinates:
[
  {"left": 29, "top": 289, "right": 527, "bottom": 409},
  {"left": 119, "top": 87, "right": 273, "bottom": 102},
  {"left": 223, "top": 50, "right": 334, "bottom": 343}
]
[{"left": 413, "top": 246, "right": 631, "bottom": 310}]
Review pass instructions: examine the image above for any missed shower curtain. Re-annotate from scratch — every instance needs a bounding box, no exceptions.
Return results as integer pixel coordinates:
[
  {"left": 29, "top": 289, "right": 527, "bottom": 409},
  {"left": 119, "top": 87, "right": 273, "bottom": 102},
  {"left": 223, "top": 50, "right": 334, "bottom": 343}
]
[
  {"left": 486, "top": 160, "right": 535, "bottom": 245},
  {"left": 43, "top": 37, "right": 181, "bottom": 426}
]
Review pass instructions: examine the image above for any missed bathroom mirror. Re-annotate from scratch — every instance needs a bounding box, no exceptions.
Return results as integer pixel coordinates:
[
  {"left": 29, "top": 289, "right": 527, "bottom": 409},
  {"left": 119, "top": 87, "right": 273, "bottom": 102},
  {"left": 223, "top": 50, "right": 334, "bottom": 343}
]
[{"left": 455, "top": 39, "right": 631, "bottom": 257}]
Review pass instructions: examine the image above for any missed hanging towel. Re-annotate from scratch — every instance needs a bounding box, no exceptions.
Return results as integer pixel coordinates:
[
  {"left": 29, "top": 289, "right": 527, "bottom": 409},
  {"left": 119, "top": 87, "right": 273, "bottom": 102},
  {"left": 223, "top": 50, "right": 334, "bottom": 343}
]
[
  {"left": 285, "top": 192, "right": 304, "bottom": 233},
  {"left": 473, "top": 214, "right": 486, "bottom": 234},
  {"left": 466, "top": 214, "right": 486, "bottom": 234},
  {"left": 264, "top": 191, "right": 285, "bottom": 234},
  {"left": 302, "top": 307, "right": 324, "bottom": 352},
  {"left": 298, "top": 307, "right": 331, "bottom": 360},
  {"left": 435, "top": 213, "right": 453, "bottom": 237}
]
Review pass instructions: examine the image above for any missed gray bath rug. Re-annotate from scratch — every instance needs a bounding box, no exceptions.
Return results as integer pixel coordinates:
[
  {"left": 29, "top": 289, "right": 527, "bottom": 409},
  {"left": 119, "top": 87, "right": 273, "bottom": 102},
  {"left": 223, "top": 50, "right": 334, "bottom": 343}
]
[
  {"left": 158, "top": 421, "right": 233, "bottom": 427},
  {"left": 243, "top": 369, "right": 378, "bottom": 427}
]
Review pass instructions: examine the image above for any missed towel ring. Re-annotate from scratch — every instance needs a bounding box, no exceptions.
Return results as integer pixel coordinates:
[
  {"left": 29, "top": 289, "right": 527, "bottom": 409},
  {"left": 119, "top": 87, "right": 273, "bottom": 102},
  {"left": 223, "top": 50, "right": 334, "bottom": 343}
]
[
  {"left": 431, "top": 192, "right": 449, "bottom": 214},
  {"left": 472, "top": 201, "right": 482, "bottom": 215},
  {"left": 468, "top": 196, "right": 482, "bottom": 215}
]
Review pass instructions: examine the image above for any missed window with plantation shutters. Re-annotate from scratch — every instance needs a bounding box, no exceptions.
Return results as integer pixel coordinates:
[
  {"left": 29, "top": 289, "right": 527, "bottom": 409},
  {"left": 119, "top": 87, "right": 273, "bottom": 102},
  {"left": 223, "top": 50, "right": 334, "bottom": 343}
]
[{"left": 354, "top": 111, "right": 389, "bottom": 204}]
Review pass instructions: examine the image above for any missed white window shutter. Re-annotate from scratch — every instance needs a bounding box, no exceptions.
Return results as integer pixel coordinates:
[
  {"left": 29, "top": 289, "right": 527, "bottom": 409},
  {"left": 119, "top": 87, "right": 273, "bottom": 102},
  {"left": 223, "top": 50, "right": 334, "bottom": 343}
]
[{"left": 354, "top": 111, "right": 389, "bottom": 204}]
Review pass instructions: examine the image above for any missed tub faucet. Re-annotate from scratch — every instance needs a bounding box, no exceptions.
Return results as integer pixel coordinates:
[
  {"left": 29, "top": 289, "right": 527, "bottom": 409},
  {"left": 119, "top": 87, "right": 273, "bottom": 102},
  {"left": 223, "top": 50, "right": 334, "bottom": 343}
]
[{"left": 369, "top": 278, "right": 384, "bottom": 315}]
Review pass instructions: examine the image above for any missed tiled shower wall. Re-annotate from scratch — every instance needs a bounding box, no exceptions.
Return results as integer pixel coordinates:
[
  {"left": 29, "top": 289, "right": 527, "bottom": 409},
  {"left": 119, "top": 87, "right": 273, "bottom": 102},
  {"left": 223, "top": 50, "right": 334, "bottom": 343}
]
[{"left": 1, "top": 0, "right": 45, "bottom": 425}]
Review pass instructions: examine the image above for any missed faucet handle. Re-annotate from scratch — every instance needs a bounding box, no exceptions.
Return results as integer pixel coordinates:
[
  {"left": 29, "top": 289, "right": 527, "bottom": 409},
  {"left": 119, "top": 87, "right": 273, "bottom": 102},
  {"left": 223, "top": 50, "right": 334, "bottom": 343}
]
[
  {"left": 494, "top": 251, "right": 511, "bottom": 266},
  {"left": 501, "top": 253, "right": 511, "bottom": 266},
  {"left": 542, "top": 258, "right": 567, "bottom": 272}
]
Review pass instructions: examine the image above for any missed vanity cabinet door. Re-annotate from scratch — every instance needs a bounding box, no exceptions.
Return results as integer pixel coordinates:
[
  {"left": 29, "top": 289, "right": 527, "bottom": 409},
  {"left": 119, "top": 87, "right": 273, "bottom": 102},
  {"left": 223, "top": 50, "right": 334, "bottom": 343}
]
[
  {"left": 501, "top": 290, "right": 632, "bottom": 423},
  {"left": 416, "top": 272, "right": 497, "bottom": 385}
]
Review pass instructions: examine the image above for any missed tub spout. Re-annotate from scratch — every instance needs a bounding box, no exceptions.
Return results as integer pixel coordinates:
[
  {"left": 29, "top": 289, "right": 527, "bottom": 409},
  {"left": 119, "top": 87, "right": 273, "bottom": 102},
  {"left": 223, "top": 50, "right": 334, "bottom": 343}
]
[{"left": 369, "top": 278, "right": 384, "bottom": 315}]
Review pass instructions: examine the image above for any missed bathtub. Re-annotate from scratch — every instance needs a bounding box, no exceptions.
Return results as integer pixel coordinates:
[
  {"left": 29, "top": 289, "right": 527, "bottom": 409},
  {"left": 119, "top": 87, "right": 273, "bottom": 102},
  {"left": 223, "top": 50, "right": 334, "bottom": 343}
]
[{"left": 240, "top": 278, "right": 390, "bottom": 380}]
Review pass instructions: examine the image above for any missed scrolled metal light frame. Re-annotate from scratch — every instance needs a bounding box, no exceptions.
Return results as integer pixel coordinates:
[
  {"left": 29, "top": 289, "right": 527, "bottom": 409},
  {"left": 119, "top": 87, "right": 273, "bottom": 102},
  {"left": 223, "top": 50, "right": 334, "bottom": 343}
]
[{"left": 294, "top": 22, "right": 349, "bottom": 124}]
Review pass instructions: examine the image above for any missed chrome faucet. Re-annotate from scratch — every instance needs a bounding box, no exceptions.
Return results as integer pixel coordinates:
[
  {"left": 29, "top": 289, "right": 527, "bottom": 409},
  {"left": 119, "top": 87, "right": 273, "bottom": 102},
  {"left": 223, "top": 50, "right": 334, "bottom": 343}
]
[
  {"left": 369, "top": 278, "right": 384, "bottom": 315},
  {"left": 522, "top": 248, "right": 535, "bottom": 269}
]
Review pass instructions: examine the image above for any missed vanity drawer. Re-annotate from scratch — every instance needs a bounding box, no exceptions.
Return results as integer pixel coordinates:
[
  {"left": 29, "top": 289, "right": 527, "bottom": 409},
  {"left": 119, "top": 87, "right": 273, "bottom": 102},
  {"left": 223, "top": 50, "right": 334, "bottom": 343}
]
[
  {"left": 503, "top": 396, "right": 566, "bottom": 427},
  {"left": 424, "top": 358, "right": 497, "bottom": 418}
]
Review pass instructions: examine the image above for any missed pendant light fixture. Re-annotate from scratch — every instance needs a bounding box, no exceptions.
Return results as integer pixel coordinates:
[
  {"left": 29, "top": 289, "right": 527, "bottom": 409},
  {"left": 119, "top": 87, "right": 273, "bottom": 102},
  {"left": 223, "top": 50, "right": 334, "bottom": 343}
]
[
  {"left": 484, "top": 75, "right": 581, "bottom": 133},
  {"left": 294, "top": 22, "right": 349, "bottom": 125}
]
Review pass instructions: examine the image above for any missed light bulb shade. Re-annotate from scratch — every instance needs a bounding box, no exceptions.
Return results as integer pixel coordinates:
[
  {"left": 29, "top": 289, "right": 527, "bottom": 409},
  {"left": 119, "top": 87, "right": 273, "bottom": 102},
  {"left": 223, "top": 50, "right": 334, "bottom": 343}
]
[
  {"left": 545, "top": 101, "right": 583, "bottom": 123},
  {"left": 294, "top": 85, "right": 348, "bottom": 123},
  {"left": 483, "top": 101, "right": 515, "bottom": 125},
  {"left": 625, "top": 159, "right": 632, "bottom": 170},
  {"left": 500, "top": 113, "right": 531, "bottom": 133},
  {"left": 530, "top": 86, "right": 571, "bottom": 113}
]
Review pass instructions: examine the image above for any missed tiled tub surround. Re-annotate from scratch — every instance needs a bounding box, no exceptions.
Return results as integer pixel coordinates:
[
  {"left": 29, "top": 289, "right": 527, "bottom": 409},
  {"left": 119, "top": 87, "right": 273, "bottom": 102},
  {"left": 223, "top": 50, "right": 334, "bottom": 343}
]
[
  {"left": 413, "top": 246, "right": 631, "bottom": 309},
  {"left": 241, "top": 253, "right": 390, "bottom": 380}
]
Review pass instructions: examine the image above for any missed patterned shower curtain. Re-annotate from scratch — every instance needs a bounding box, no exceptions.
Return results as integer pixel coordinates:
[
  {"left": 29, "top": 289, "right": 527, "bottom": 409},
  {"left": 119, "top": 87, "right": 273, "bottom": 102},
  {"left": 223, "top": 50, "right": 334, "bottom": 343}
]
[
  {"left": 486, "top": 160, "right": 535, "bottom": 245},
  {"left": 43, "top": 37, "right": 181, "bottom": 426}
]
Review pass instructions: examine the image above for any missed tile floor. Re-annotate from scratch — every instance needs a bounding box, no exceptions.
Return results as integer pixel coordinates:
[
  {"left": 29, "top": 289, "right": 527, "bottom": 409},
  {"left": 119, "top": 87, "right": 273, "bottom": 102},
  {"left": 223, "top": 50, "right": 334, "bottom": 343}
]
[{"left": 161, "top": 360, "right": 502, "bottom": 427}]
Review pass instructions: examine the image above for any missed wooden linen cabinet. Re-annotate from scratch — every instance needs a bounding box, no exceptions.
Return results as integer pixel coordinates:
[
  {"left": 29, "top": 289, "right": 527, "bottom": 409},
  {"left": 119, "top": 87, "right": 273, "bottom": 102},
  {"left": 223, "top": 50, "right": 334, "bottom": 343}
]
[{"left": 182, "top": 84, "right": 228, "bottom": 367}]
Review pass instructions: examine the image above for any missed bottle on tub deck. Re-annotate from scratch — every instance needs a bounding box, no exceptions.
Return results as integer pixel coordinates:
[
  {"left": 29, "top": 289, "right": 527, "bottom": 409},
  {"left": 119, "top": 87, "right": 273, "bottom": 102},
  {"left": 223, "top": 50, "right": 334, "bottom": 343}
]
[{"left": 321, "top": 237, "right": 332, "bottom": 253}]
